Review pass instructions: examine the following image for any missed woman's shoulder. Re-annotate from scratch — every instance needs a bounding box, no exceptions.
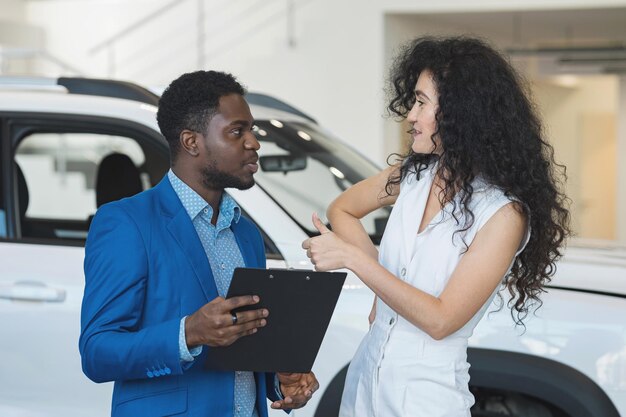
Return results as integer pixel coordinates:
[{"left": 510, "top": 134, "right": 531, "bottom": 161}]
[
  {"left": 459, "top": 178, "right": 523, "bottom": 229},
  {"left": 467, "top": 177, "right": 526, "bottom": 228},
  {"left": 470, "top": 177, "right": 511, "bottom": 205}
]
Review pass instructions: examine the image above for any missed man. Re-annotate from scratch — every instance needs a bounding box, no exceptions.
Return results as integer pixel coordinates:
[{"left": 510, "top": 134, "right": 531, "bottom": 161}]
[{"left": 79, "top": 70, "right": 318, "bottom": 417}]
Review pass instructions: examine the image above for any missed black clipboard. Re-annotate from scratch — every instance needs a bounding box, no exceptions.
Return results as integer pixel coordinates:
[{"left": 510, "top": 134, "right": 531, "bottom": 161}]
[{"left": 204, "top": 267, "right": 347, "bottom": 373}]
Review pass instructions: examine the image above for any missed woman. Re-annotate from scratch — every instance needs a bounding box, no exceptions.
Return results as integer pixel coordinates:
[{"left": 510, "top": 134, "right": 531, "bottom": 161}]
[{"left": 302, "top": 36, "right": 570, "bottom": 416}]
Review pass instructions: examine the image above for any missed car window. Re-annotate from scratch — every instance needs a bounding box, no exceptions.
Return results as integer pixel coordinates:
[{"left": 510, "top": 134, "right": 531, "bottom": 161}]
[
  {"left": 254, "top": 120, "right": 391, "bottom": 242},
  {"left": 14, "top": 132, "right": 150, "bottom": 241},
  {"left": 11, "top": 128, "right": 284, "bottom": 259}
]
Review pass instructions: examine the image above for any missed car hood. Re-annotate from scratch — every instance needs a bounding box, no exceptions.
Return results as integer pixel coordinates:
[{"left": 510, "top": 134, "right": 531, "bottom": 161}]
[{"left": 550, "top": 241, "right": 626, "bottom": 297}]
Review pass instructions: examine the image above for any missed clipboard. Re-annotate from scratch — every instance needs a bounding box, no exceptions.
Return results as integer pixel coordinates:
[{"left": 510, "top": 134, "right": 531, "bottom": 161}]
[{"left": 204, "top": 267, "right": 347, "bottom": 373}]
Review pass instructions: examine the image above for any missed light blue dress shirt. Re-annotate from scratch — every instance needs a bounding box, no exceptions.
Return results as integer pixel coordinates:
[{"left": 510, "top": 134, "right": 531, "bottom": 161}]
[
  {"left": 169, "top": 170, "right": 258, "bottom": 417},
  {"left": 0, "top": 210, "right": 6, "bottom": 237}
]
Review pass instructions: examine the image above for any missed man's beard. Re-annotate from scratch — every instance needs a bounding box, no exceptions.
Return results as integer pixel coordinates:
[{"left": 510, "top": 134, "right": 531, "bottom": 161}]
[{"left": 201, "top": 160, "right": 255, "bottom": 190}]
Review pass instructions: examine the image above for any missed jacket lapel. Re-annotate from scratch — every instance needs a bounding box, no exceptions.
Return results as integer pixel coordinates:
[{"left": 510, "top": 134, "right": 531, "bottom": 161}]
[
  {"left": 167, "top": 211, "right": 219, "bottom": 300},
  {"left": 155, "top": 177, "right": 219, "bottom": 300},
  {"left": 231, "top": 220, "right": 255, "bottom": 268}
]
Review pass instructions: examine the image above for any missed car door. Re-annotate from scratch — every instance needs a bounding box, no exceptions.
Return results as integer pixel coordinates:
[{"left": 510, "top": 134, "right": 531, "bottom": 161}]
[{"left": 0, "top": 113, "right": 169, "bottom": 417}]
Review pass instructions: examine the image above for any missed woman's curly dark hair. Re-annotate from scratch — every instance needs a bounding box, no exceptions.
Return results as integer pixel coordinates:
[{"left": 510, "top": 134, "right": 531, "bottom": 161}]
[{"left": 386, "top": 36, "right": 570, "bottom": 325}]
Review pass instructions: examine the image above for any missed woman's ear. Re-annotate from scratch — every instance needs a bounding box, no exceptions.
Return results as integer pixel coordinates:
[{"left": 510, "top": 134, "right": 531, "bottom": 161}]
[{"left": 180, "top": 129, "right": 200, "bottom": 157}]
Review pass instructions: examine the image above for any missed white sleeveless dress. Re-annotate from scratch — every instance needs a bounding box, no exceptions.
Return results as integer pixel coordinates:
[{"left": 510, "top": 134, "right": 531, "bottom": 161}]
[{"left": 339, "top": 163, "right": 530, "bottom": 417}]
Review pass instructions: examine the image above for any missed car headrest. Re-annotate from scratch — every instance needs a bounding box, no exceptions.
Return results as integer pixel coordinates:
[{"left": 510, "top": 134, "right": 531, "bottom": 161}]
[
  {"left": 16, "top": 163, "right": 29, "bottom": 217},
  {"left": 95, "top": 153, "right": 143, "bottom": 207}
]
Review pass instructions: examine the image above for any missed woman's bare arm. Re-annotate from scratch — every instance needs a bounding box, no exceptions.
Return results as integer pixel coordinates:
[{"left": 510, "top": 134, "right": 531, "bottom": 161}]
[
  {"left": 306, "top": 203, "right": 527, "bottom": 340},
  {"left": 326, "top": 165, "right": 399, "bottom": 324},
  {"left": 326, "top": 165, "right": 399, "bottom": 259}
]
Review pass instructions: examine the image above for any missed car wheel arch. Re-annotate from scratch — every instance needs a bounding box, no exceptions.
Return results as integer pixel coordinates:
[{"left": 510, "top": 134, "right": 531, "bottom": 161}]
[{"left": 313, "top": 348, "right": 620, "bottom": 417}]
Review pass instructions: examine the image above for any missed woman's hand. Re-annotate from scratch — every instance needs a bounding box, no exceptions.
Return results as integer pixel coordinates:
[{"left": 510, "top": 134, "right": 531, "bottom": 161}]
[{"left": 302, "top": 213, "right": 360, "bottom": 272}]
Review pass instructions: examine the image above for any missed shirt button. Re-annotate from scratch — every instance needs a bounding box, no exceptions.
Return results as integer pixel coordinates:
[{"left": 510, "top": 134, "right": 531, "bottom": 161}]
[
  {"left": 389, "top": 317, "right": 395, "bottom": 325},
  {"left": 400, "top": 268, "right": 406, "bottom": 277},
  {"left": 203, "top": 208, "right": 208, "bottom": 214},
  {"left": 236, "top": 406, "right": 242, "bottom": 412},
  {"left": 221, "top": 263, "right": 226, "bottom": 269}
]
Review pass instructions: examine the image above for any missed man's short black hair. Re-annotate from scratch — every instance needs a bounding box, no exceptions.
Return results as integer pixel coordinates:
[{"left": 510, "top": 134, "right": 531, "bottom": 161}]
[{"left": 156, "top": 70, "right": 246, "bottom": 160}]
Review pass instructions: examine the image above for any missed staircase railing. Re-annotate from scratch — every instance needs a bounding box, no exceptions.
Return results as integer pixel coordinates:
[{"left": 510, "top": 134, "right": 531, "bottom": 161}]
[{"left": 87, "top": 0, "right": 308, "bottom": 80}]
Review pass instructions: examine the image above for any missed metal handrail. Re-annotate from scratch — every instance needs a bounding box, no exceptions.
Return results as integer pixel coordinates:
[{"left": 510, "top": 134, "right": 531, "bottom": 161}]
[
  {"left": 88, "top": 0, "right": 185, "bottom": 54},
  {"left": 86, "top": 0, "right": 307, "bottom": 78}
]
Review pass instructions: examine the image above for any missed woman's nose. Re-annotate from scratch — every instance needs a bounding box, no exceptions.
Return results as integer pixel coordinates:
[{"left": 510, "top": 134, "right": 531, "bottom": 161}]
[{"left": 407, "top": 103, "right": 419, "bottom": 122}]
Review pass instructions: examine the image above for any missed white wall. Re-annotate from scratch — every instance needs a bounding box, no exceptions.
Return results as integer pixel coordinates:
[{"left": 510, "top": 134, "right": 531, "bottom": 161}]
[
  {"left": 0, "top": 0, "right": 25, "bottom": 21},
  {"left": 0, "top": 0, "right": 43, "bottom": 74}
]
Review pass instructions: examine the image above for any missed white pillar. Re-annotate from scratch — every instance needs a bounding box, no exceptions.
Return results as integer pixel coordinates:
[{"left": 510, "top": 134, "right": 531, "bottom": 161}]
[{"left": 617, "top": 76, "right": 626, "bottom": 243}]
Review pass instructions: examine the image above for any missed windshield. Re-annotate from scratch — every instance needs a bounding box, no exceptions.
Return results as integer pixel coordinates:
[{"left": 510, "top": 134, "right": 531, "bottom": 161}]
[{"left": 254, "top": 119, "right": 391, "bottom": 243}]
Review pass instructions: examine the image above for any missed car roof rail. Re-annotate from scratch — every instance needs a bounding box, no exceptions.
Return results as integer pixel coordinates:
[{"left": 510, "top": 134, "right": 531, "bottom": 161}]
[
  {"left": 0, "top": 76, "right": 316, "bottom": 122},
  {"left": 245, "top": 92, "right": 317, "bottom": 124},
  {"left": 57, "top": 77, "right": 159, "bottom": 106},
  {"left": 0, "top": 76, "right": 159, "bottom": 106}
]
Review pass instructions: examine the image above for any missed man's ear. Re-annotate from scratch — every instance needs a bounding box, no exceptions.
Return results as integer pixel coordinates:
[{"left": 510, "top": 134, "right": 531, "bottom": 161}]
[{"left": 180, "top": 129, "right": 200, "bottom": 157}]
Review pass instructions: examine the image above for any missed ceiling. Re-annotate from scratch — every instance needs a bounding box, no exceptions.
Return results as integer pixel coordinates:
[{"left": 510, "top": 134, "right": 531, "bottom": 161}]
[{"left": 387, "top": 7, "right": 626, "bottom": 75}]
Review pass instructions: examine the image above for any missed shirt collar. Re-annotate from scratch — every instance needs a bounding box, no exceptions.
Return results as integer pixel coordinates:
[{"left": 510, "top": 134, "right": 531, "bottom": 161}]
[{"left": 167, "top": 169, "right": 240, "bottom": 225}]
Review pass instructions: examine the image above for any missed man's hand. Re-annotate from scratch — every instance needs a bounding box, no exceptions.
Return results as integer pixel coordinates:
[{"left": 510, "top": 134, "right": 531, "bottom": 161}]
[
  {"left": 271, "top": 372, "right": 320, "bottom": 410},
  {"left": 185, "top": 295, "right": 268, "bottom": 348}
]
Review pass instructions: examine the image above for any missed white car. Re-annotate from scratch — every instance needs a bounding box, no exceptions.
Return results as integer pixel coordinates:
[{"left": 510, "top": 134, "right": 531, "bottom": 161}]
[{"left": 0, "top": 77, "right": 625, "bottom": 417}]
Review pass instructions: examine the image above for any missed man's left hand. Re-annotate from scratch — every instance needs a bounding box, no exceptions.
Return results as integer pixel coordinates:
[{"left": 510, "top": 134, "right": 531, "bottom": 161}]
[{"left": 271, "top": 372, "right": 320, "bottom": 410}]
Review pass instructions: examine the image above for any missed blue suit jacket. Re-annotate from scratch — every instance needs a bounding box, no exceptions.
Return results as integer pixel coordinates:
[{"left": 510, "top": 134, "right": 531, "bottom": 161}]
[{"left": 79, "top": 177, "right": 277, "bottom": 417}]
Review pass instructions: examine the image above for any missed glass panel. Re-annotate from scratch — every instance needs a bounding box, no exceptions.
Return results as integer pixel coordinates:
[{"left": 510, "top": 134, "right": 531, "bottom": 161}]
[
  {"left": 254, "top": 120, "right": 391, "bottom": 242},
  {"left": 15, "top": 132, "right": 145, "bottom": 221}
]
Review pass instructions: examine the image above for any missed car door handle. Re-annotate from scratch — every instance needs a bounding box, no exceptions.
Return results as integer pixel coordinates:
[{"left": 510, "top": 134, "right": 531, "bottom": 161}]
[{"left": 0, "top": 281, "right": 66, "bottom": 302}]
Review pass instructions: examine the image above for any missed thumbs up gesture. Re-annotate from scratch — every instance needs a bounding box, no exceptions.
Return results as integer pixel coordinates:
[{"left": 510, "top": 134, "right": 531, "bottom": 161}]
[
  {"left": 311, "top": 212, "right": 331, "bottom": 235},
  {"left": 302, "top": 213, "right": 357, "bottom": 271}
]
